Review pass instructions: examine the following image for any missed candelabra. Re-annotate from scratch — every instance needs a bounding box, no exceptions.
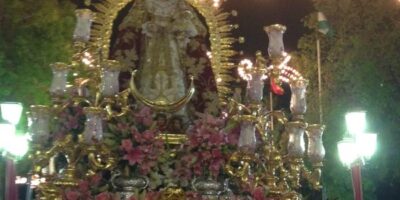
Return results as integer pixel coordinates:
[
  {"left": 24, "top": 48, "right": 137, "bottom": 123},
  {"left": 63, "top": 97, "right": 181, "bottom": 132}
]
[{"left": 224, "top": 24, "right": 325, "bottom": 199}]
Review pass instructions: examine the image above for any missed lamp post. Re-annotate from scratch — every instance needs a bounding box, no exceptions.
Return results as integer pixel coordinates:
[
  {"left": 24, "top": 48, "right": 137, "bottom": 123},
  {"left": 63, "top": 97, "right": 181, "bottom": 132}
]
[
  {"left": 0, "top": 102, "right": 28, "bottom": 200},
  {"left": 337, "top": 111, "right": 377, "bottom": 200}
]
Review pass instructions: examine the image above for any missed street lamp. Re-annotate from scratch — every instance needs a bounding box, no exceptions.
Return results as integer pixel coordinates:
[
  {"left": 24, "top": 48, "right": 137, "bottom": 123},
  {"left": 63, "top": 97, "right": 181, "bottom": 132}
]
[
  {"left": 337, "top": 111, "right": 377, "bottom": 200},
  {"left": 0, "top": 102, "right": 28, "bottom": 200},
  {"left": 0, "top": 102, "right": 23, "bottom": 125}
]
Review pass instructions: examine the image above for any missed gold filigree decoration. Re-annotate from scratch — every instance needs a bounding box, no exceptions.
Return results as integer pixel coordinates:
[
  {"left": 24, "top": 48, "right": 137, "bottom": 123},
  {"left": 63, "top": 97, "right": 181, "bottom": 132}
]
[{"left": 89, "top": 0, "right": 236, "bottom": 104}]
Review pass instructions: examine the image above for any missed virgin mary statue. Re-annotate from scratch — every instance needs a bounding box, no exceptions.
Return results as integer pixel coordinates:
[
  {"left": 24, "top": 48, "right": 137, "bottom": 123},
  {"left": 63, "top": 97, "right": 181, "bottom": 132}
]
[{"left": 110, "top": 0, "right": 219, "bottom": 115}]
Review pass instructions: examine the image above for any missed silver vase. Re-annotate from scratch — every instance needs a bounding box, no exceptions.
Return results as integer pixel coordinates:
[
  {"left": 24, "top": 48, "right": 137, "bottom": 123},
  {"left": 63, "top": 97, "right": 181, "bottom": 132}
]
[
  {"left": 111, "top": 171, "right": 149, "bottom": 200},
  {"left": 192, "top": 177, "right": 223, "bottom": 200}
]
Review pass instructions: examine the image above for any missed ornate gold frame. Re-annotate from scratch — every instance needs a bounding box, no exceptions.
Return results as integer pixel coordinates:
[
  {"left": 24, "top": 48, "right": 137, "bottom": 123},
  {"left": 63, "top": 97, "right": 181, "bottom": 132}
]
[{"left": 89, "top": 0, "right": 236, "bottom": 104}]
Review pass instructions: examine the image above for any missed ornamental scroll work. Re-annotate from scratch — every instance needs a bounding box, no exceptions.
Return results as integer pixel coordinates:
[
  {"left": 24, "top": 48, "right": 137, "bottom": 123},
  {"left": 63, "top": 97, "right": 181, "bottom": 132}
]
[{"left": 88, "top": 0, "right": 237, "bottom": 106}]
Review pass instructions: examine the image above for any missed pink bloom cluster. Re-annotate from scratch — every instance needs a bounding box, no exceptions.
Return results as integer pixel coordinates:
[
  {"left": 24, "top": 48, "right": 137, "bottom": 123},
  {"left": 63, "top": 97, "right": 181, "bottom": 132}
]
[
  {"left": 175, "top": 114, "right": 233, "bottom": 179},
  {"left": 121, "top": 128, "right": 165, "bottom": 175},
  {"left": 54, "top": 104, "right": 85, "bottom": 140},
  {"left": 133, "top": 106, "right": 153, "bottom": 127},
  {"left": 63, "top": 173, "right": 111, "bottom": 200}
]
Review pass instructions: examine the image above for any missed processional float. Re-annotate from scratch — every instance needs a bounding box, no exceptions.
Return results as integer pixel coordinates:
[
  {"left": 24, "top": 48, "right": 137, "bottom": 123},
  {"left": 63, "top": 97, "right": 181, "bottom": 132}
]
[{"left": 27, "top": 0, "right": 325, "bottom": 199}]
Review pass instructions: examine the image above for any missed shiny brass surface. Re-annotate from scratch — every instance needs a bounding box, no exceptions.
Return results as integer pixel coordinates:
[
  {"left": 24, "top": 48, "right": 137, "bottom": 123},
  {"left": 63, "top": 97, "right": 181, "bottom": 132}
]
[
  {"left": 156, "top": 133, "right": 188, "bottom": 145},
  {"left": 160, "top": 186, "right": 186, "bottom": 200},
  {"left": 32, "top": 134, "right": 116, "bottom": 199}
]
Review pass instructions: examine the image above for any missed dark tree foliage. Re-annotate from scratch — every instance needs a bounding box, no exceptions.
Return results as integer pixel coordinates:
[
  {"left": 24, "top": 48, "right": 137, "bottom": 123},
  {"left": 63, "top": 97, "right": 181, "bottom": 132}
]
[
  {"left": 0, "top": 0, "right": 75, "bottom": 198},
  {"left": 295, "top": 0, "right": 400, "bottom": 199},
  {"left": 0, "top": 0, "right": 75, "bottom": 105}
]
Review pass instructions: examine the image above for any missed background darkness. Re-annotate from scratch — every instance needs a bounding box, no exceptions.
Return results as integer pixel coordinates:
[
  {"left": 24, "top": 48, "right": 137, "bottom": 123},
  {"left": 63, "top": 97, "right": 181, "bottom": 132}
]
[{"left": 224, "top": 0, "right": 314, "bottom": 55}]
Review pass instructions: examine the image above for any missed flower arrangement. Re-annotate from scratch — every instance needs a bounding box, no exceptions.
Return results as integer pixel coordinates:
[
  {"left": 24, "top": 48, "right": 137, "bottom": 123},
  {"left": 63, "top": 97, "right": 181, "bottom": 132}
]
[
  {"left": 47, "top": 103, "right": 272, "bottom": 199},
  {"left": 120, "top": 128, "right": 165, "bottom": 176},
  {"left": 174, "top": 113, "right": 237, "bottom": 183},
  {"left": 105, "top": 107, "right": 166, "bottom": 177}
]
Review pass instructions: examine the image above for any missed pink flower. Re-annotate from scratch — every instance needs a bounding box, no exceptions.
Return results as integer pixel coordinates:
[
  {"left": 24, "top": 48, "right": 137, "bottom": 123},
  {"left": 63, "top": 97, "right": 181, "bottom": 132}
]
[
  {"left": 193, "top": 162, "right": 202, "bottom": 176},
  {"left": 78, "top": 180, "right": 89, "bottom": 193},
  {"left": 95, "top": 192, "right": 112, "bottom": 200},
  {"left": 200, "top": 151, "right": 212, "bottom": 161},
  {"left": 117, "top": 123, "right": 129, "bottom": 132},
  {"left": 198, "top": 127, "right": 211, "bottom": 140},
  {"left": 209, "top": 132, "right": 224, "bottom": 145},
  {"left": 134, "top": 106, "right": 153, "bottom": 126},
  {"left": 196, "top": 113, "right": 225, "bottom": 127},
  {"left": 211, "top": 149, "right": 222, "bottom": 158},
  {"left": 90, "top": 173, "right": 102, "bottom": 185},
  {"left": 133, "top": 132, "right": 144, "bottom": 143},
  {"left": 123, "top": 148, "right": 144, "bottom": 165},
  {"left": 65, "top": 191, "right": 80, "bottom": 200},
  {"left": 153, "top": 139, "right": 164, "bottom": 148},
  {"left": 145, "top": 191, "right": 161, "bottom": 200},
  {"left": 185, "top": 191, "right": 202, "bottom": 200},
  {"left": 140, "top": 160, "right": 156, "bottom": 175},
  {"left": 209, "top": 158, "right": 224, "bottom": 177},
  {"left": 182, "top": 154, "right": 196, "bottom": 164},
  {"left": 142, "top": 130, "right": 155, "bottom": 141},
  {"left": 121, "top": 139, "right": 133, "bottom": 152},
  {"left": 252, "top": 186, "right": 266, "bottom": 200},
  {"left": 189, "top": 134, "right": 201, "bottom": 146},
  {"left": 174, "top": 166, "right": 192, "bottom": 180},
  {"left": 139, "top": 144, "right": 152, "bottom": 154},
  {"left": 227, "top": 130, "right": 239, "bottom": 145}
]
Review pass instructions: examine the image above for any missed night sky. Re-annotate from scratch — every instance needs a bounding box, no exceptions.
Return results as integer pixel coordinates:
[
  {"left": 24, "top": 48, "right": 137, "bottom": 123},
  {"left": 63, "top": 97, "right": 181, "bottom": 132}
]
[{"left": 223, "top": 0, "right": 314, "bottom": 55}]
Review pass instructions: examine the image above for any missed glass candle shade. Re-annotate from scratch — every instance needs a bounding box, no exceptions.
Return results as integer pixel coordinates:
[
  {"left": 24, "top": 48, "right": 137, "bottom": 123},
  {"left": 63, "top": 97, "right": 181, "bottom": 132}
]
[
  {"left": 100, "top": 60, "right": 121, "bottom": 97},
  {"left": 30, "top": 105, "right": 51, "bottom": 145},
  {"left": 238, "top": 121, "right": 257, "bottom": 151},
  {"left": 247, "top": 74, "right": 265, "bottom": 103},
  {"left": 83, "top": 107, "right": 104, "bottom": 144},
  {"left": 290, "top": 79, "right": 309, "bottom": 116},
  {"left": 49, "top": 62, "right": 69, "bottom": 96},
  {"left": 306, "top": 124, "right": 325, "bottom": 163},
  {"left": 73, "top": 9, "right": 94, "bottom": 42},
  {"left": 264, "top": 24, "right": 287, "bottom": 59},
  {"left": 286, "top": 121, "right": 307, "bottom": 158}
]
